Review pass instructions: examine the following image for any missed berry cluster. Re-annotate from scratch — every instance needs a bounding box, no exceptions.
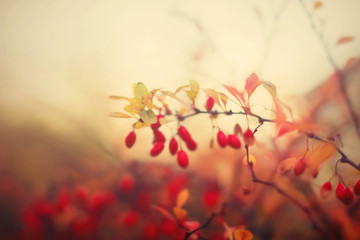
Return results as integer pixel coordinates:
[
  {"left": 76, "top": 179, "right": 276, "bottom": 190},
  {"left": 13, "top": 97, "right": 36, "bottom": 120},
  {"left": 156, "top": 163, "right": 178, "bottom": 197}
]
[{"left": 320, "top": 179, "right": 360, "bottom": 205}]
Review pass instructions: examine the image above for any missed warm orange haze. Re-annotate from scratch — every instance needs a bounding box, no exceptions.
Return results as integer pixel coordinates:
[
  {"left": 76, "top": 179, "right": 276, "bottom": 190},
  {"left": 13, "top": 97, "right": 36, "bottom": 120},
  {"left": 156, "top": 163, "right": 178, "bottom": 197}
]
[{"left": 0, "top": 0, "right": 360, "bottom": 239}]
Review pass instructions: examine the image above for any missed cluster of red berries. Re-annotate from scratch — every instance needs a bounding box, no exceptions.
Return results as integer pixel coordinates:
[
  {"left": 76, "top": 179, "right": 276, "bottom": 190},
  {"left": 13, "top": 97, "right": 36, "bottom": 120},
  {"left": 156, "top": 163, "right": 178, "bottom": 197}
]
[
  {"left": 216, "top": 128, "right": 255, "bottom": 149},
  {"left": 320, "top": 179, "right": 360, "bottom": 205}
]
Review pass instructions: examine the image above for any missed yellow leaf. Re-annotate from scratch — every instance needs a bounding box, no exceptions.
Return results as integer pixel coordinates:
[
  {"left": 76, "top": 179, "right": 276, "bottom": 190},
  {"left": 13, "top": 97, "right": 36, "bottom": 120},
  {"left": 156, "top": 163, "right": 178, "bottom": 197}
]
[
  {"left": 243, "top": 154, "right": 256, "bottom": 167},
  {"left": 219, "top": 93, "right": 228, "bottom": 109},
  {"left": 261, "top": 80, "right": 276, "bottom": 100},
  {"left": 133, "top": 82, "right": 148, "bottom": 98},
  {"left": 189, "top": 80, "right": 200, "bottom": 92},
  {"left": 109, "top": 95, "right": 129, "bottom": 100},
  {"left": 140, "top": 109, "right": 157, "bottom": 124},
  {"left": 178, "top": 107, "right": 186, "bottom": 116},
  {"left": 108, "top": 112, "right": 133, "bottom": 118},
  {"left": 233, "top": 228, "right": 253, "bottom": 240},
  {"left": 161, "top": 90, "right": 177, "bottom": 98},
  {"left": 173, "top": 207, "right": 187, "bottom": 220},
  {"left": 186, "top": 90, "right": 198, "bottom": 102},
  {"left": 176, "top": 188, "right": 189, "bottom": 208},
  {"left": 276, "top": 158, "right": 296, "bottom": 177},
  {"left": 124, "top": 104, "right": 136, "bottom": 115},
  {"left": 133, "top": 121, "right": 150, "bottom": 129},
  {"left": 337, "top": 36, "right": 354, "bottom": 45},
  {"left": 204, "top": 88, "right": 220, "bottom": 105},
  {"left": 306, "top": 143, "right": 336, "bottom": 170},
  {"left": 175, "top": 84, "right": 189, "bottom": 94}
]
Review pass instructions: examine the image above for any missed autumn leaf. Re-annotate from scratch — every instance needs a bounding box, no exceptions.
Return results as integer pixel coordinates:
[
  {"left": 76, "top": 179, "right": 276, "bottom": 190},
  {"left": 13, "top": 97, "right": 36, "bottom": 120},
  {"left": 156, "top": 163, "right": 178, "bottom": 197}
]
[
  {"left": 133, "top": 82, "right": 148, "bottom": 98},
  {"left": 175, "top": 84, "right": 189, "bottom": 94},
  {"left": 306, "top": 143, "right": 336, "bottom": 170},
  {"left": 152, "top": 205, "right": 175, "bottom": 221},
  {"left": 223, "top": 85, "right": 244, "bottom": 105},
  {"left": 261, "top": 80, "right": 277, "bottom": 100},
  {"left": 276, "top": 158, "right": 296, "bottom": 177},
  {"left": 140, "top": 109, "right": 157, "bottom": 124},
  {"left": 219, "top": 93, "right": 228, "bottom": 110},
  {"left": 133, "top": 121, "right": 150, "bottom": 129},
  {"left": 245, "top": 73, "right": 261, "bottom": 99},
  {"left": 109, "top": 95, "right": 129, "bottom": 100},
  {"left": 337, "top": 36, "right": 354, "bottom": 45},
  {"left": 173, "top": 206, "right": 187, "bottom": 220},
  {"left": 233, "top": 228, "right": 254, "bottom": 240},
  {"left": 108, "top": 112, "right": 133, "bottom": 118},
  {"left": 203, "top": 88, "right": 221, "bottom": 109},
  {"left": 314, "top": 1, "right": 323, "bottom": 9},
  {"left": 176, "top": 188, "right": 189, "bottom": 208}
]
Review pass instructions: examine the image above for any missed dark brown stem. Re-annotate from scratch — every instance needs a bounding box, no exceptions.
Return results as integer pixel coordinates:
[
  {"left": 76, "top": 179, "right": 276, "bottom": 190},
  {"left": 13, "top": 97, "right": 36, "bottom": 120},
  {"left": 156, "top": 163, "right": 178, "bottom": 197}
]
[
  {"left": 184, "top": 203, "right": 226, "bottom": 240},
  {"left": 245, "top": 145, "right": 324, "bottom": 234}
]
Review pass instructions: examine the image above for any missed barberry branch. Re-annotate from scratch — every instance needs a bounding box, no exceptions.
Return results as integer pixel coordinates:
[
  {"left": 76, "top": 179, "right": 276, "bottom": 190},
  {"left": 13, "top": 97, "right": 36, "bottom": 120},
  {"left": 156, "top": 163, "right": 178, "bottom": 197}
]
[
  {"left": 184, "top": 203, "right": 226, "bottom": 240},
  {"left": 244, "top": 145, "right": 325, "bottom": 235},
  {"left": 298, "top": 0, "right": 360, "bottom": 137}
]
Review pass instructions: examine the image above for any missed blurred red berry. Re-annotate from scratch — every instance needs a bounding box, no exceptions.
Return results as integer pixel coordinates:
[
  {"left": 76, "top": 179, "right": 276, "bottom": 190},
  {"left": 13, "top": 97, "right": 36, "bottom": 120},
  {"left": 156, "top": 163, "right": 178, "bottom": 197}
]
[
  {"left": 75, "top": 186, "right": 89, "bottom": 203},
  {"left": 56, "top": 189, "right": 70, "bottom": 213},
  {"left": 293, "top": 158, "right": 305, "bottom": 176},
  {"left": 186, "top": 138, "right": 197, "bottom": 151},
  {"left": 335, "top": 183, "right": 346, "bottom": 200},
  {"left": 177, "top": 150, "right": 189, "bottom": 168},
  {"left": 125, "top": 131, "right": 136, "bottom": 148},
  {"left": 228, "top": 134, "right": 241, "bottom": 149},
  {"left": 36, "top": 201, "right": 54, "bottom": 217},
  {"left": 243, "top": 129, "right": 255, "bottom": 146},
  {"left": 153, "top": 130, "right": 166, "bottom": 142},
  {"left": 120, "top": 174, "right": 134, "bottom": 193},
  {"left": 320, "top": 182, "right": 332, "bottom": 199},
  {"left": 217, "top": 130, "right": 228, "bottom": 148},
  {"left": 123, "top": 210, "right": 139, "bottom": 227},
  {"left": 143, "top": 222, "right": 159, "bottom": 239},
  {"left": 178, "top": 126, "right": 191, "bottom": 142},
  {"left": 354, "top": 179, "right": 360, "bottom": 196},
  {"left": 206, "top": 96, "right": 215, "bottom": 112},
  {"left": 150, "top": 141, "right": 165, "bottom": 156},
  {"left": 169, "top": 137, "right": 178, "bottom": 155},
  {"left": 202, "top": 189, "right": 220, "bottom": 208}
]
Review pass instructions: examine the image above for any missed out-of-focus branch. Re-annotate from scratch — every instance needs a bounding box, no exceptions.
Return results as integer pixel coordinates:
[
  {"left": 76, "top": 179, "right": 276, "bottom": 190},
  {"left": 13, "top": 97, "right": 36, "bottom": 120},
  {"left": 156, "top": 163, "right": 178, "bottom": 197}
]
[
  {"left": 298, "top": 0, "right": 360, "bottom": 137},
  {"left": 244, "top": 145, "right": 325, "bottom": 235},
  {"left": 184, "top": 203, "right": 226, "bottom": 240}
]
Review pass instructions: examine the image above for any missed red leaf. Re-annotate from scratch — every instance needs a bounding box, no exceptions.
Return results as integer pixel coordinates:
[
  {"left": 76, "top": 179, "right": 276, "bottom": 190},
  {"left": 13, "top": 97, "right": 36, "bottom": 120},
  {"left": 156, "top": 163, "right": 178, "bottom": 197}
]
[
  {"left": 245, "top": 73, "right": 260, "bottom": 99},
  {"left": 337, "top": 36, "right": 354, "bottom": 45}
]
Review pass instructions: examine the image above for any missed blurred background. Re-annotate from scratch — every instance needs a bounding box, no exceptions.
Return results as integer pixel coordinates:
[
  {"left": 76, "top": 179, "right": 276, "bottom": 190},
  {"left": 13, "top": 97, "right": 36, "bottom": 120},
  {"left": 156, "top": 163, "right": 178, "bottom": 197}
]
[{"left": 1, "top": 0, "right": 360, "bottom": 239}]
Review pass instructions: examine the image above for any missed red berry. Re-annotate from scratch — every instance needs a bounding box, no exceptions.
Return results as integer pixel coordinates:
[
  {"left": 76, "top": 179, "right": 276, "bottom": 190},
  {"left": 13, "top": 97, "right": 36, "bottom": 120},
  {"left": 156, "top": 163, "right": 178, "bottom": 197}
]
[
  {"left": 120, "top": 174, "right": 134, "bottom": 193},
  {"left": 169, "top": 137, "right": 178, "bottom": 155},
  {"left": 36, "top": 201, "right": 55, "bottom": 217},
  {"left": 186, "top": 138, "right": 197, "bottom": 151},
  {"left": 320, "top": 182, "right": 332, "bottom": 199},
  {"left": 151, "top": 114, "right": 164, "bottom": 130},
  {"left": 243, "top": 129, "right": 255, "bottom": 146},
  {"left": 344, "top": 187, "right": 354, "bottom": 205},
  {"left": 125, "top": 131, "right": 136, "bottom": 148},
  {"left": 143, "top": 222, "right": 158, "bottom": 239},
  {"left": 177, "top": 150, "right": 189, "bottom": 168},
  {"left": 293, "top": 158, "right": 305, "bottom": 176},
  {"left": 56, "top": 189, "right": 70, "bottom": 213},
  {"left": 217, "top": 130, "right": 228, "bottom": 148},
  {"left": 202, "top": 189, "right": 220, "bottom": 208},
  {"left": 227, "top": 134, "right": 241, "bottom": 149},
  {"left": 153, "top": 130, "right": 166, "bottom": 142},
  {"left": 354, "top": 179, "right": 360, "bottom": 195},
  {"left": 75, "top": 186, "right": 89, "bottom": 203},
  {"left": 150, "top": 141, "right": 165, "bottom": 156},
  {"left": 335, "top": 183, "right": 346, "bottom": 200},
  {"left": 206, "top": 96, "right": 215, "bottom": 112},
  {"left": 178, "top": 126, "right": 192, "bottom": 142},
  {"left": 123, "top": 210, "right": 139, "bottom": 227}
]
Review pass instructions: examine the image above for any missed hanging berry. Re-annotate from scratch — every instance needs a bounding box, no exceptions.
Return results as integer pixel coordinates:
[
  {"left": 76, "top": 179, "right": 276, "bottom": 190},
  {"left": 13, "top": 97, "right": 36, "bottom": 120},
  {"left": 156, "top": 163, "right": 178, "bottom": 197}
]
[
  {"left": 125, "top": 131, "right": 136, "bottom": 148},
  {"left": 228, "top": 134, "right": 241, "bottom": 149},
  {"left": 150, "top": 141, "right": 165, "bottom": 156},
  {"left": 169, "top": 137, "right": 178, "bottom": 155},
  {"left": 217, "top": 130, "right": 228, "bottom": 148},
  {"left": 205, "top": 96, "right": 215, "bottom": 112},
  {"left": 177, "top": 150, "right": 189, "bottom": 168}
]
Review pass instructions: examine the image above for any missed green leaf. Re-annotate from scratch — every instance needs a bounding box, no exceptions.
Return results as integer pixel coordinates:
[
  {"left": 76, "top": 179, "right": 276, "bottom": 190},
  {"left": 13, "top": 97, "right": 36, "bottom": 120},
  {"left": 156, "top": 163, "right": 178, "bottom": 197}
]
[
  {"left": 140, "top": 109, "right": 157, "bottom": 124},
  {"left": 133, "top": 82, "right": 148, "bottom": 98}
]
